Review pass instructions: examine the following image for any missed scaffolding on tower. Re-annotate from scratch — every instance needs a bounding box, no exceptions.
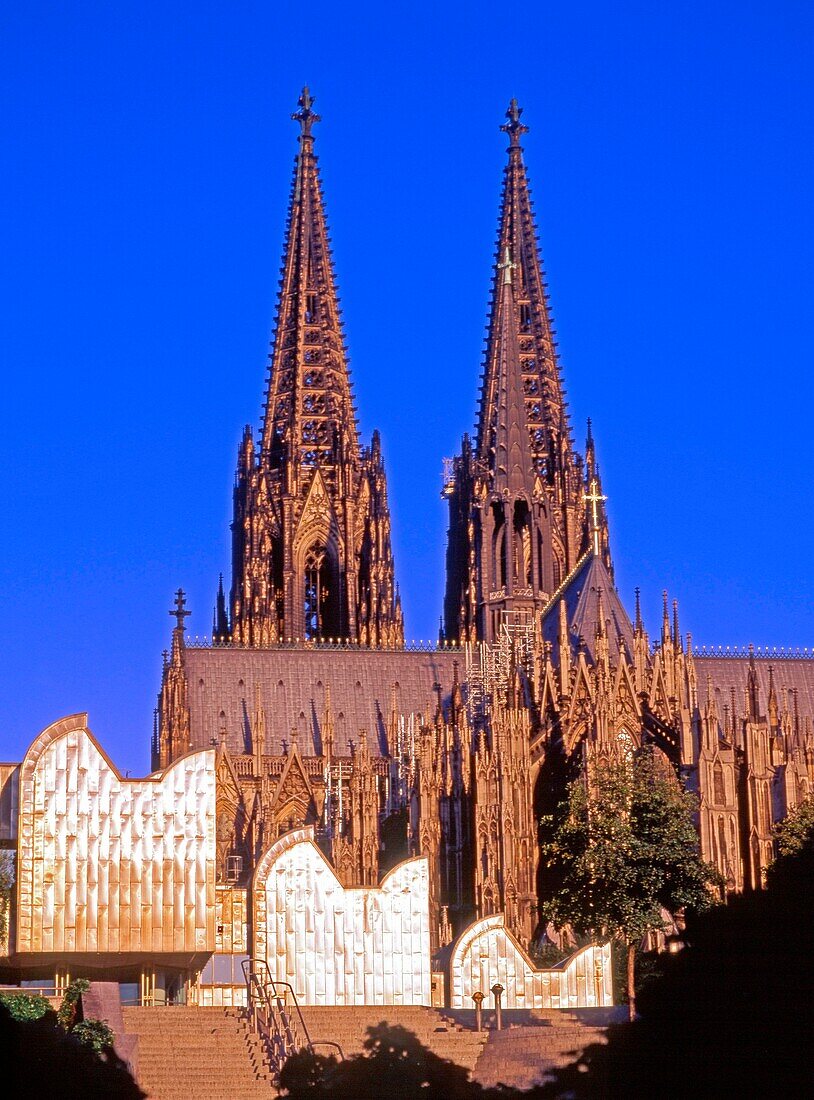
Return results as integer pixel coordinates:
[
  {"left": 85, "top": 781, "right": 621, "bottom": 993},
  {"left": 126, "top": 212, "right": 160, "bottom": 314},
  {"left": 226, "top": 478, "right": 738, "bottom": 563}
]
[{"left": 465, "top": 609, "right": 536, "bottom": 727}]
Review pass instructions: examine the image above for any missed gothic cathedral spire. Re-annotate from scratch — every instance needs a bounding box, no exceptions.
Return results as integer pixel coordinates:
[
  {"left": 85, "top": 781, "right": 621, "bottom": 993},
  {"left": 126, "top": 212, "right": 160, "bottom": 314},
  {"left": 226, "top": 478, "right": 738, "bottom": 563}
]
[
  {"left": 443, "top": 99, "right": 611, "bottom": 644},
  {"left": 229, "top": 89, "right": 403, "bottom": 647}
]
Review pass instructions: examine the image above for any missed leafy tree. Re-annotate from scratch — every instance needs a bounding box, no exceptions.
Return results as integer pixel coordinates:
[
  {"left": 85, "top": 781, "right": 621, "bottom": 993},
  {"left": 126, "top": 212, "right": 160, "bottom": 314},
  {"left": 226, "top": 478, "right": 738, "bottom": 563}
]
[
  {"left": 773, "top": 793, "right": 814, "bottom": 858},
  {"left": 538, "top": 822, "right": 814, "bottom": 1098},
  {"left": 539, "top": 746, "right": 720, "bottom": 1019}
]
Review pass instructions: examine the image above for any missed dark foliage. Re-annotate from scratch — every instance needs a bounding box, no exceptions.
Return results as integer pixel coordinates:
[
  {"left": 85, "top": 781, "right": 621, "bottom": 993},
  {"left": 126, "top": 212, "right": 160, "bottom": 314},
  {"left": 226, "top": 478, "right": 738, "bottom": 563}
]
[
  {"left": 279, "top": 1021, "right": 552, "bottom": 1099},
  {"left": 0, "top": 991, "right": 52, "bottom": 1022},
  {"left": 537, "top": 832, "right": 814, "bottom": 1097},
  {"left": 0, "top": 1002, "right": 144, "bottom": 1098}
]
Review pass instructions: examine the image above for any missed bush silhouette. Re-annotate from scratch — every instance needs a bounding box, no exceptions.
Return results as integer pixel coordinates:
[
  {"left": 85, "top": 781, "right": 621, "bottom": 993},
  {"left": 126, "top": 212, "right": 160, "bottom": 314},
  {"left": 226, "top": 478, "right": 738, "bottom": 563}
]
[{"left": 0, "top": 1001, "right": 144, "bottom": 1098}]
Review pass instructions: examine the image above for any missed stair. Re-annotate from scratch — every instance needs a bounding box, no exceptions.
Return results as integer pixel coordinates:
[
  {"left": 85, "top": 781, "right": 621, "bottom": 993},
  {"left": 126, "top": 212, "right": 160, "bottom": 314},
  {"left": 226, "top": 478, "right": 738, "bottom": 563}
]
[
  {"left": 297, "top": 1005, "right": 487, "bottom": 1073},
  {"left": 121, "top": 1006, "right": 276, "bottom": 1099},
  {"left": 471, "top": 1009, "right": 622, "bottom": 1091}
]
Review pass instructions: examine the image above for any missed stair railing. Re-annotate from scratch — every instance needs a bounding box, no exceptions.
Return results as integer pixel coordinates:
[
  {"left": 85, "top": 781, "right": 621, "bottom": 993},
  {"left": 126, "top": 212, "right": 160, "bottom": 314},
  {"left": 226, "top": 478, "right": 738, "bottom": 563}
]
[{"left": 240, "top": 958, "right": 343, "bottom": 1075}]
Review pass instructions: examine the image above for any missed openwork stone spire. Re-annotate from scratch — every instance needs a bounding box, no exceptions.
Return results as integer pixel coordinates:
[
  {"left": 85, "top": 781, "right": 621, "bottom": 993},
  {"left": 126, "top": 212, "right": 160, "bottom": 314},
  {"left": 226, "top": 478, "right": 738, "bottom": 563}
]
[
  {"left": 261, "top": 85, "right": 359, "bottom": 472},
  {"left": 229, "top": 90, "right": 403, "bottom": 647},
  {"left": 477, "top": 98, "right": 570, "bottom": 491},
  {"left": 443, "top": 100, "right": 611, "bottom": 643}
]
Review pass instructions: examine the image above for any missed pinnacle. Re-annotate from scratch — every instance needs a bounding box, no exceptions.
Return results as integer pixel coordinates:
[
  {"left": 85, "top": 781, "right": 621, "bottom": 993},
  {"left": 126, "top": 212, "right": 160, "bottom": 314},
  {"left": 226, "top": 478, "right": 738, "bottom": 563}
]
[{"left": 292, "top": 85, "right": 320, "bottom": 138}]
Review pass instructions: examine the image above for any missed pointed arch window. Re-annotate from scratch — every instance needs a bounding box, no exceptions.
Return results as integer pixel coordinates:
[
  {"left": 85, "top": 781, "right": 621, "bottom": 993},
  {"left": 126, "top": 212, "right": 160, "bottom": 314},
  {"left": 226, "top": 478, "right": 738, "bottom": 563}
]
[
  {"left": 513, "top": 500, "right": 532, "bottom": 587},
  {"left": 713, "top": 760, "right": 725, "bottom": 805},
  {"left": 491, "top": 503, "right": 507, "bottom": 590},
  {"left": 304, "top": 544, "right": 340, "bottom": 640}
]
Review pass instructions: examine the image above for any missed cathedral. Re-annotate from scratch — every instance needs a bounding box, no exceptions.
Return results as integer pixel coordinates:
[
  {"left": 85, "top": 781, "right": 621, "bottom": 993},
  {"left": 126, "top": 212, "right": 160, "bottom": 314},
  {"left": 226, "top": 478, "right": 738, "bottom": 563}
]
[
  {"left": 156, "top": 89, "right": 814, "bottom": 939},
  {"left": 1, "top": 90, "right": 812, "bottom": 1009}
]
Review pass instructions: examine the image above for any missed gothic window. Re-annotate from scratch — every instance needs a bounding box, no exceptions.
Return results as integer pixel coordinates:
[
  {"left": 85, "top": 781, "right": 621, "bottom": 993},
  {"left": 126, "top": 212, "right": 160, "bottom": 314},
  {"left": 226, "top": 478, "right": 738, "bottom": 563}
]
[
  {"left": 717, "top": 816, "right": 727, "bottom": 874},
  {"left": 728, "top": 819, "right": 738, "bottom": 880},
  {"left": 513, "top": 500, "right": 532, "bottom": 587},
  {"left": 523, "top": 375, "right": 539, "bottom": 395},
  {"left": 491, "top": 503, "right": 507, "bottom": 589},
  {"left": 617, "top": 730, "right": 634, "bottom": 763},
  {"left": 713, "top": 760, "right": 725, "bottom": 805},
  {"left": 303, "top": 544, "right": 340, "bottom": 640},
  {"left": 760, "top": 783, "right": 772, "bottom": 832},
  {"left": 303, "top": 369, "right": 324, "bottom": 387},
  {"left": 305, "top": 293, "right": 318, "bottom": 324},
  {"left": 552, "top": 557, "right": 562, "bottom": 591},
  {"left": 519, "top": 303, "right": 532, "bottom": 332}
]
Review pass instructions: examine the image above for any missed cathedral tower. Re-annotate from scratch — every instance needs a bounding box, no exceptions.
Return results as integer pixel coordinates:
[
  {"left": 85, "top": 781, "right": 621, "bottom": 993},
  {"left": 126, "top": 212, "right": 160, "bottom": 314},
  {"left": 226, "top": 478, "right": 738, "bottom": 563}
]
[
  {"left": 443, "top": 100, "right": 610, "bottom": 643},
  {"left": 226, "top": 90, "right": 403, "bottom": 647}
]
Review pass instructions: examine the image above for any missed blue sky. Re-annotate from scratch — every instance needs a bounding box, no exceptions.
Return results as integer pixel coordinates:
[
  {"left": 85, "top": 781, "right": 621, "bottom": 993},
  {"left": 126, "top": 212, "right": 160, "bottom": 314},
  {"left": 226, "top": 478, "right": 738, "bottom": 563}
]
[{"left": 1, "top": 2, "right": 812, "bottom": 775}]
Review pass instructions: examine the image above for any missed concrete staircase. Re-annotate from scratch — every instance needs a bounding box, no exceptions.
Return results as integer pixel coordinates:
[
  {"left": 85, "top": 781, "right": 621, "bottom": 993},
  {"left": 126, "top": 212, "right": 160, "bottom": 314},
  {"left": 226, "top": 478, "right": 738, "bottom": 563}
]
[
  {"left": 470, "top": 1009, "right": 621, "bottom": 1091},
  {"left": 121, "top": 1006, "right": 275, "bottom": 1099},
  {"left": 298, "top": 1005, "right": 487, "bottom": 1074}
]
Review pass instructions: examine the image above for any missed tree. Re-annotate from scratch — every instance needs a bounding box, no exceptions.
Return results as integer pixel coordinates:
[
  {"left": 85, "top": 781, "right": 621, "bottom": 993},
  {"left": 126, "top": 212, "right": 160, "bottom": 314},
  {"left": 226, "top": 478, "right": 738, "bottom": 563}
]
[
  {"left": 538, "top": 746, "right": 720, "bottom": 1019},
  {"left": 773, "top": 793, "right": 814, "bottom": 858},
  {"left": 538, "top": 818, "right": 814, "bottom": 1098}
]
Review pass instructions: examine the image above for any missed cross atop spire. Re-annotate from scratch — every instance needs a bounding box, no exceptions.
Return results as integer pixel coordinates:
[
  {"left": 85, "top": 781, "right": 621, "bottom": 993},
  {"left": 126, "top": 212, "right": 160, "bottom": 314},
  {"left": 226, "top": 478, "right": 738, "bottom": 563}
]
[
  {"left": 583, "top": 477, "right": 607, "bottom": 556},
  {"left": 292, "top": 85, "right": 320, "bottom": 138},
  {"left": 170, "top": 588, "right": 190, "bottom": 632},
  {"left": 501, "top": 98, "right": 529, "bottom": 148}
]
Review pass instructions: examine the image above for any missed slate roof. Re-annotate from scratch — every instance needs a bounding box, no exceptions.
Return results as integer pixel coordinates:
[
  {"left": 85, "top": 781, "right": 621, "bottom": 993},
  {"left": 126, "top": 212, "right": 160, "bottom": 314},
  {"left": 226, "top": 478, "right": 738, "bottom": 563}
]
[
  {"left": 695, "top": 656, "right": 814, "bottom": 731},
  {"left": 541, "top": 552, "right": 636, "bottom": 665},
  {"left": 183, "top": 646, "right": 462, "bottom": 758}
]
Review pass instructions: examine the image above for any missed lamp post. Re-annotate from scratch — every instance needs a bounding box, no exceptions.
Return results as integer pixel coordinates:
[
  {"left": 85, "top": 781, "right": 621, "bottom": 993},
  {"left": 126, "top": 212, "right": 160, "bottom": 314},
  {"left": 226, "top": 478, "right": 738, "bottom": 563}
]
[
  {"left": 472, "top": 990, "right": 484, "bottom": 1032},
  {"left": 491, "top": 983, "right": 504, "bottom": 1031}
]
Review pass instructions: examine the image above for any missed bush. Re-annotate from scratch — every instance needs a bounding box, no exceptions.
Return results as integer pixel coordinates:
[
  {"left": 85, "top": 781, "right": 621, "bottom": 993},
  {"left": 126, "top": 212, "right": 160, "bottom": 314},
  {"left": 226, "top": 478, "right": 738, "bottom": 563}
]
[
  {"left": 57, "top": 977, "right": 90, "bottom": 1031},
  {"left": 0, "top": 991, "right": 52, "bottom": 1022},
  {"left": 72, "top": 1018, "right": 115, "bottom": 1053}
]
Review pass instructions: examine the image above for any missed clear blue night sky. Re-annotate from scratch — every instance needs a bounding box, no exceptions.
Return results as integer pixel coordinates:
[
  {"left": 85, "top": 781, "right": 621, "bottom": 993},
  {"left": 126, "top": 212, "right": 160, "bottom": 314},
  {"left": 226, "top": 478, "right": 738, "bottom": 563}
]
[{"left": 1, "top": 2, "right": 812, "bottom": 776}]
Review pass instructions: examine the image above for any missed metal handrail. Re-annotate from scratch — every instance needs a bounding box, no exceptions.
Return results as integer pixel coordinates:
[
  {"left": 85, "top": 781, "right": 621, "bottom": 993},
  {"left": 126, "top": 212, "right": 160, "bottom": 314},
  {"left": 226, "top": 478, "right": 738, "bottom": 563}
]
[{"left": 240, "top": 958, "right": 343, "bottom": 1075}]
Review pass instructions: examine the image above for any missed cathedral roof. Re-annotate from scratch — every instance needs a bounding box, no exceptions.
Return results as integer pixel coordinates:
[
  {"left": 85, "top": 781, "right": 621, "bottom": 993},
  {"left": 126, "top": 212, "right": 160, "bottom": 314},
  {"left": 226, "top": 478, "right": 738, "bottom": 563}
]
[
  {"left": 541, "top": 551, "right": 635, "bottom": 664},
  {"left": 182, "top": 646, "right": 461, "bottom": 758},
  {"left": 695, "top": 655, "right": 814, "bottom": 734}
]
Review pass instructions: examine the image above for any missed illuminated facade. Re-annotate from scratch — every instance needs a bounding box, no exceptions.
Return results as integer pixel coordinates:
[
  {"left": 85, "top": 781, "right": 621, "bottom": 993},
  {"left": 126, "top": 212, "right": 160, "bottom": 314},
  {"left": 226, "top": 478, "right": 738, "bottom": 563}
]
[{"left": 1, "top": 92, "right": 812, "bottom": 1008}]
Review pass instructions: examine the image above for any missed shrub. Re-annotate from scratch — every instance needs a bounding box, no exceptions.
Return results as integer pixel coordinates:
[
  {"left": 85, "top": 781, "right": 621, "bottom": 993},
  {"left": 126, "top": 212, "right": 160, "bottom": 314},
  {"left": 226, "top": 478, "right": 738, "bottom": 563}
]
[
  {"left": 57, "top": 977, "right": 90, "bottom": 1030},
  {"left": 72, "top": 1018, "right": 115, "bottom": 1053},
  {"left": 0, "top": 991, "right": 52, "bottom": 1022}
]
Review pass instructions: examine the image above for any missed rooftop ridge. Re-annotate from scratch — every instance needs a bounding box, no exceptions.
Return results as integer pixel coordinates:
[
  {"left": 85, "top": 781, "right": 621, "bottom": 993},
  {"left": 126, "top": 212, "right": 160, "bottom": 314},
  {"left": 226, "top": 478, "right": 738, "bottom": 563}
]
[
  {"left": 184, "top": 636, "right": 463, "bottom": 653},
  {"left": 692, "top": 645, "right": 814, "bottom": 660}
]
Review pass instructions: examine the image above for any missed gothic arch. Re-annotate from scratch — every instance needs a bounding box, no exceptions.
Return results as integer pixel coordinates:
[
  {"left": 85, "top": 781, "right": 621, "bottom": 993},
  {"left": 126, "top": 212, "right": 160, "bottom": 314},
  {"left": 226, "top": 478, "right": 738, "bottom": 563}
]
[{"left": 301, "top": 541, "right": 341, "bottom": 640}]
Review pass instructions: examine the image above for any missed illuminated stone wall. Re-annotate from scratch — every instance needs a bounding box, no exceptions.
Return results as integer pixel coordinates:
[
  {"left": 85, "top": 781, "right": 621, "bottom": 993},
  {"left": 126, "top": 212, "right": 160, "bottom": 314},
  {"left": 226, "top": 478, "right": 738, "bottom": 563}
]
[
  {"left": 450, "top": 914, "right": 612, "bottom": 1009},
  {"left": 253, "top": 828, "right": 431, "bottom": 1005},
  {"left": 16, "top": 714, "right": 216, "bottom": 955}
]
